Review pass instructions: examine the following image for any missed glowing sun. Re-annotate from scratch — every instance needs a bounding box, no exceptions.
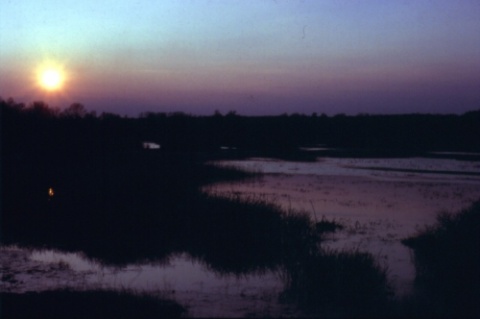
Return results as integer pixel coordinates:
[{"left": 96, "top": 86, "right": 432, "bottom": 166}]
[
  {"left": 35, "top": 61, "right": 67, "bottom": 92},
  {"left": 38, "top": 68, "right": 64, "bottom": 91}
]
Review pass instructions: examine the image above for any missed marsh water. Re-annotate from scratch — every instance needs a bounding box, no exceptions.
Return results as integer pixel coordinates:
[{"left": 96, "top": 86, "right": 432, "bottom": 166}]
[
  {"left": 2, "top": 155, "right": 480, "bottom": 317},
  {"left": 205, "top": 156, "right": 480, "bottom": 295}
]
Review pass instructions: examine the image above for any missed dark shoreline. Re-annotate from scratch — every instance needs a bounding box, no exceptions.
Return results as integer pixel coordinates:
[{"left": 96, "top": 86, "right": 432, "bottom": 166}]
[{"left": 0, "top": 290, "right": 186, "bottom": 319}]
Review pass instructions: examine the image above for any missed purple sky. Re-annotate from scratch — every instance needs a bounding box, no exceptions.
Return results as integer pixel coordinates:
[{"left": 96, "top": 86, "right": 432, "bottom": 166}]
[{"left": 1, "top": 0, "right": 479, "bottom": 116}]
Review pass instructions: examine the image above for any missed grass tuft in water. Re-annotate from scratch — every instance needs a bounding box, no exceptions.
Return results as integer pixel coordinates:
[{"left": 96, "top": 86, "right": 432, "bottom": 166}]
[{"left": 280, "top": 248, "right": 393, "bottom": 317}]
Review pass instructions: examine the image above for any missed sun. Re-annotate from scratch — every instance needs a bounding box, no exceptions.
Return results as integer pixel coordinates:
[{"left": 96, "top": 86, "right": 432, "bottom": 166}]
[
  {"left": 41, "top": 69, "right": 62, "bottom": 89},
  {"left": 36, "top": 62, "right": 67, "bottom": 92},
  {"left": 39, "top": 68, "right": 64, "bottom": 91}
]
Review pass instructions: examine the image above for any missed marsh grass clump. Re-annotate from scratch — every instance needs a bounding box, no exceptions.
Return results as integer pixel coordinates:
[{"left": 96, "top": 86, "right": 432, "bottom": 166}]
[
  {"left": 183, "top": 193, "right": 319, "bottom": 274},
  {"left": 0, "top": 289, "right": 186, "bottom": 319},
  {"left": 281, "top": 249, "right": 392, "bottom": 317},
  {"left": 402, "top": 200, "right": 480, "bottom": 317}
]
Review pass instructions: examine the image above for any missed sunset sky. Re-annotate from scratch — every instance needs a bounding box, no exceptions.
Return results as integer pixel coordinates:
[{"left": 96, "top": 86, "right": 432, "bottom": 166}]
[{"left": 1, "top": 0, "right": 480, "bottom": 116}]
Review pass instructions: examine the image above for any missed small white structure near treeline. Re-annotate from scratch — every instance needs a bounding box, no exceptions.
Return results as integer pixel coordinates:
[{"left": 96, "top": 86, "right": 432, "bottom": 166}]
[{"left": 142, "top": 142, "right": 161, "bottom": 150}]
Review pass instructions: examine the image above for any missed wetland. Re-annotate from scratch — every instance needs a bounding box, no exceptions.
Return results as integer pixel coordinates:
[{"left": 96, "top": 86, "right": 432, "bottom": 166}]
[{"left": 2, "top": 99, "right": 480, "bottom": 317}]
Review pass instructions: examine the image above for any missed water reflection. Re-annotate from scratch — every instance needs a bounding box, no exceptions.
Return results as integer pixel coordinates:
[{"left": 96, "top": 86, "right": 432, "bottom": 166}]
[
  {"left": 6, "top": 153, "right": 480, "bottom": 316},
  {"left": 30, "top": 250, "right": 280, "bottom": 292},
  {"left": 211, "top": 157, "right": 480, "bottom": 183},
  {"left": 28, "top": 249, "right": 287, "bottom": 317},
  {"left": 204, "top": 156, "right": 480, "bottom": 296}
]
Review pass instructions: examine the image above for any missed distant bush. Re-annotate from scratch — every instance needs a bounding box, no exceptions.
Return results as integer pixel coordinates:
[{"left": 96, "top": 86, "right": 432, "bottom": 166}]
[{"left": 402, "top": 200, "right": 480, "bottom": 317}]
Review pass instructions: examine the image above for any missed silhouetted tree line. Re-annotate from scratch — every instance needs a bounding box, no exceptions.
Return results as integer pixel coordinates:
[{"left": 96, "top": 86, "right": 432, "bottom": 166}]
[{"left": 2, "top": 97, "right": 480, "bottom": 157}]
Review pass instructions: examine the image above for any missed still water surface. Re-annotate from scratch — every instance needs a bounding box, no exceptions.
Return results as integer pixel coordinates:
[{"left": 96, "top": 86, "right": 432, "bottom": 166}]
[
  {"left": 206, "top": 156, "right": 480, "bottom": 296},
  {"left": 3, "top": 156, "right": 480, "bottom": 317}
]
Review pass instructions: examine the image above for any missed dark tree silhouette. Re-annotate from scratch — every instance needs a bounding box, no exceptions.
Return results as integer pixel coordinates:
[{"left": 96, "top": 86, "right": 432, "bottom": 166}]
[{"left": 61, "top": 103, "right": 88, "bottom": 118}]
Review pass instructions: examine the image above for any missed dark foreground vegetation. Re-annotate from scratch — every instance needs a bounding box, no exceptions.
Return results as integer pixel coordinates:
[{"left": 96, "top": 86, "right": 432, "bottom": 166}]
[
  {"left": 0, "top": 290, "right": 186, "bottom": 319},
  {"left": 281, "top": 249, "right": 393, "bottom": 317},
  {"left": 2, "top": 98, "right": 480, "bottom": 317},
  {"left": 402, "top": 201, "right": 480, "bottom": 318}
]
